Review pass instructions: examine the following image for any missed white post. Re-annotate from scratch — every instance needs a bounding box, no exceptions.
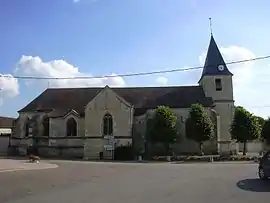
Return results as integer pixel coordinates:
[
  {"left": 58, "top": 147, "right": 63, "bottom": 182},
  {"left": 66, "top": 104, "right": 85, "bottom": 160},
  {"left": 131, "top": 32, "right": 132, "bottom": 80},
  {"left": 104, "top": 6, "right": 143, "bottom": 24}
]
[
  {"left": 112, "top": 137, "right": 114, "bottom": 160},
  {"left": 138, "top": 155, "right": 142, "bottom": 162}
]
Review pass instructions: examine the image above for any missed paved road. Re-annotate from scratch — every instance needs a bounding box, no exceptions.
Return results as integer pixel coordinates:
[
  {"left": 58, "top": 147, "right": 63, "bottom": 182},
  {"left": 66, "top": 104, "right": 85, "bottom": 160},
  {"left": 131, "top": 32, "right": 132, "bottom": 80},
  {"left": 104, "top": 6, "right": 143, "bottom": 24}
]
[
  {"left": 0, "top": 159, "right": 58, "bottom": 172},
  {"left": 0, "top": 161, "right": 269, "bottom": 203}
]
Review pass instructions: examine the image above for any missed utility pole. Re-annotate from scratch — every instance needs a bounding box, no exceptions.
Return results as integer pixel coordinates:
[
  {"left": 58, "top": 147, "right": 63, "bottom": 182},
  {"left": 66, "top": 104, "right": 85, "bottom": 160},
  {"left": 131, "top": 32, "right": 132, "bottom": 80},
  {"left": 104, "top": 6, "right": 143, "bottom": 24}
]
[
  {"left": 0, "top": 75, "right": 2, "bottom": 108},
  {"left": 0, "top": 74, "right": 2, "bottom": 127},
  {"left": 0, "top": 87, "right": 2, "bottom": 108}
]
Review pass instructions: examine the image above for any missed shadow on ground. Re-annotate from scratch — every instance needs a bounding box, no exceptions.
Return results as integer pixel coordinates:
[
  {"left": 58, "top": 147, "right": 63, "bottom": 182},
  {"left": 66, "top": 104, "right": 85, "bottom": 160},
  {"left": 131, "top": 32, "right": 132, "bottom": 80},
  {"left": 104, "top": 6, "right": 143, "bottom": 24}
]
[{"left": 236, "top": 179, "right": 270, "bottom": 192}]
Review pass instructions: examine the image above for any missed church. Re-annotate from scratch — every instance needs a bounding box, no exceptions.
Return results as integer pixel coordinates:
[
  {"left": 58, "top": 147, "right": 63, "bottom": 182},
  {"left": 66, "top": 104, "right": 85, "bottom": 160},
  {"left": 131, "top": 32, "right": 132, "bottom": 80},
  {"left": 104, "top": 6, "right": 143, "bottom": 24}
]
[{"left": 10, "top": 35, "right": 235, "bottom": 159}]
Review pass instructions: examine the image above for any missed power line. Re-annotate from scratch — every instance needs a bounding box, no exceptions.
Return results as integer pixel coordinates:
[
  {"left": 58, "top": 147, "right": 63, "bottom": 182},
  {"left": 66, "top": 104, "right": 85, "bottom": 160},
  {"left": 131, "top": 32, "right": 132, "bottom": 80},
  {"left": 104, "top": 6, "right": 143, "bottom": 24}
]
[
  {"left": 1, "top": 55, "right": 270, "bottom": 80},
  {"left": 250, "top": 105, "right": 270, "bottom": 108}
]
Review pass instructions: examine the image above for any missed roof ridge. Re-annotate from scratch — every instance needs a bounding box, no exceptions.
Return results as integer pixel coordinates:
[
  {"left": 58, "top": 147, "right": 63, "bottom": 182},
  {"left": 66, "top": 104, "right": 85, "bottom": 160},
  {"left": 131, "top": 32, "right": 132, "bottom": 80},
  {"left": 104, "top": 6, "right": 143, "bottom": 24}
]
[{"left": 46, "top": 85, "right": 200, "bottom": 90}]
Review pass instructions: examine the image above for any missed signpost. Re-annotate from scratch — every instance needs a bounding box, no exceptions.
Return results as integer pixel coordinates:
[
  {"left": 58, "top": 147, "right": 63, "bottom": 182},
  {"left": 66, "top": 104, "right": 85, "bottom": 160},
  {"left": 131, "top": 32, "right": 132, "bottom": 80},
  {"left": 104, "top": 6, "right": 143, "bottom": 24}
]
[
  {"left": 103, "top": 136, "right": 115, "bottom": 159},
  {"left": 104, "top": 145, "right": 113, "bottom": 151}
]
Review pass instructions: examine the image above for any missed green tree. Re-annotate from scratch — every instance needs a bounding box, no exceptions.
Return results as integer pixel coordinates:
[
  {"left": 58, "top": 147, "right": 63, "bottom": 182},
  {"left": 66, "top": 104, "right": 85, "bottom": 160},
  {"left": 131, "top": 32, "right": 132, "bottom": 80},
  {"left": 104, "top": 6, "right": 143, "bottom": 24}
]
[
  {"left": 230, "top": 106, "right": 261, "bottom": 155},
  {"left": 255, "top": 116, "right": 265, "bottom": 129},
  {"left": 261, "top": 118, "right": 270, "bottom": 144},
  {"left": 185, "top": 104, "right": 213, "bottom": 155},
  {"left": 254, "top": 116, "right": 265, "bottom": 141},
  {"left": 148, "top": 105, "right": 178, "bottom": 155}
]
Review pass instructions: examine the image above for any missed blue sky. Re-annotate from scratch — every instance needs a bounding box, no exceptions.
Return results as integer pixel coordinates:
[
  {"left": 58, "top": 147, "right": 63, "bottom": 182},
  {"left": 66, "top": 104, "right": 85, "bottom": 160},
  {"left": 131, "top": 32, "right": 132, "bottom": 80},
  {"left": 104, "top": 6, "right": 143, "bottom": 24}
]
[{"left": 0, "top": 0, "right": 270, "bottom": 118}]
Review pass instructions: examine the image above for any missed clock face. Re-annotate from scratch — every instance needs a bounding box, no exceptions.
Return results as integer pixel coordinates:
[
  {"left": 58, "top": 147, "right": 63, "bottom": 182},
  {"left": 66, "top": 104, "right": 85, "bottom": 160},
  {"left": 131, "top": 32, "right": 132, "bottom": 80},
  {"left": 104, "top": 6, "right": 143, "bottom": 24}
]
[{"left": 218, "top": 65, "right": 224, "bottom": 71}]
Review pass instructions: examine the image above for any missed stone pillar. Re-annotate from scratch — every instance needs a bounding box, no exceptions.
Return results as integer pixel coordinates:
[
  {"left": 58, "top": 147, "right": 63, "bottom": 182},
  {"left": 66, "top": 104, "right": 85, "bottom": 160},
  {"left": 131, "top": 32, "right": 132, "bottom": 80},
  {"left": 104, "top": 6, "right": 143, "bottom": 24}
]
[{"left": 218, "top": 141, "right": 232, "bottom": 155}]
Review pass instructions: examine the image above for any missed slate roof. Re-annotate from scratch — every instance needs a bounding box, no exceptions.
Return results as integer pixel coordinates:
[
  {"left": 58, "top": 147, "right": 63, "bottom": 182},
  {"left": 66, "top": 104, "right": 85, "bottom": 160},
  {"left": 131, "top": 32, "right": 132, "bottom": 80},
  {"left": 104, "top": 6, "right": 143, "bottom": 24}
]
[
  {"left": 0, "top": 116, "right": 15, "bottom": 128},
  {"left": 18, "top": 86, "right": 214, "bottom": 117},
  {"left": 199, "top": 35, "right": 233, "bottom": 82}
]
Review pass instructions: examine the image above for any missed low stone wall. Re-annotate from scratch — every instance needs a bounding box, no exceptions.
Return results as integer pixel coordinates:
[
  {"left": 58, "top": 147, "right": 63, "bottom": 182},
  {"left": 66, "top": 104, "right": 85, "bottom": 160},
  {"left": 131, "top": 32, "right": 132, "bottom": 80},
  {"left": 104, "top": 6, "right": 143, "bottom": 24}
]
[
  {"left": 61, "top": 148, "right": 84, "bottom": 158},
  {"left": 237, "top": 141, "right": 264, "bottom": 154},
  {"left": 153, "top": 154, "right": 261, "bottom": 162},
  {"left": 9, "top": 137, "right": 85, "bottom": 158},
  {"left": 38, "top": 147, "right": 59, "bottom": 157},
  {"left": 8, "top": 146, "right": 84, "bottom": 159},
  {"left": 38, "top": 147, "right": 84, "bottom": 159},
  {"left": 147, "top": 140, "right": 218, "bottom": 156}
]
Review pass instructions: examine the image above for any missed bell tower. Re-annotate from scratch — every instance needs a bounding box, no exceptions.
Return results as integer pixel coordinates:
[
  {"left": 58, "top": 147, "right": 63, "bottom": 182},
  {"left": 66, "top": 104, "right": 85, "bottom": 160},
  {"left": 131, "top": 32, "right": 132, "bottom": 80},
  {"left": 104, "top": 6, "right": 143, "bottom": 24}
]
[{"left": 199, "top": 34, "right": 234, "bottom": 154}]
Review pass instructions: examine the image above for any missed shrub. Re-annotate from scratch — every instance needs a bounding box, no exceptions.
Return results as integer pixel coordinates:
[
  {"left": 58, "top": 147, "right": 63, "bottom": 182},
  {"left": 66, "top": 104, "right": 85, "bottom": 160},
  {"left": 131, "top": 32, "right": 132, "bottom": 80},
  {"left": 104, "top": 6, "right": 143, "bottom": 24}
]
[
  {"left": 170, "top": 155, "right": 260, "bottom": 162},
  {"left": 152, "top": 156, "right": 168, "bottom": 161},
  {"left": 114, "top": 145, "right": 134, "bottom": 160}
]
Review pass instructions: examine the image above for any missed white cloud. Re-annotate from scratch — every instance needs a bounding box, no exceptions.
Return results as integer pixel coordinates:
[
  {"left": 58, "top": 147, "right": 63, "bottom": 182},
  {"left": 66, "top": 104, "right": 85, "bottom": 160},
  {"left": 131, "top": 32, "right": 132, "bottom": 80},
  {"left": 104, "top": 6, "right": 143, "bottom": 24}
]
[
  {"left": 156, "top": 76, "right": 168, "bottom": 85},
  {"left": 73, "top": 0, "right": 80, "bottom": 3},
  {"left": 0, "top": 74, "right": 19, "bottom": 105},
  {"left": 15, "top": 55, "right": 125, "bottom": 88}
]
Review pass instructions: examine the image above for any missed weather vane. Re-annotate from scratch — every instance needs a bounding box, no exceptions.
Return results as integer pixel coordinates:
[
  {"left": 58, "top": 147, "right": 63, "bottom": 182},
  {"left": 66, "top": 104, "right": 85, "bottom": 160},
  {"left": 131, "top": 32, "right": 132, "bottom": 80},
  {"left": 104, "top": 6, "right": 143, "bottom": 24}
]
[{"left": 209, "top": 17, "right": 213, "bottom": 36}]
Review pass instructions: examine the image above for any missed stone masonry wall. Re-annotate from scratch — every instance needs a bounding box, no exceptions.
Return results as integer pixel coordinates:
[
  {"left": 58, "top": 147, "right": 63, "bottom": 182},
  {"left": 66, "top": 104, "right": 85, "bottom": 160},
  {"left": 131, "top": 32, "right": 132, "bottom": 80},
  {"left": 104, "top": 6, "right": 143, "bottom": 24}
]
[{"left": 133, "top": 107, "right": 218, "bottom": 155}]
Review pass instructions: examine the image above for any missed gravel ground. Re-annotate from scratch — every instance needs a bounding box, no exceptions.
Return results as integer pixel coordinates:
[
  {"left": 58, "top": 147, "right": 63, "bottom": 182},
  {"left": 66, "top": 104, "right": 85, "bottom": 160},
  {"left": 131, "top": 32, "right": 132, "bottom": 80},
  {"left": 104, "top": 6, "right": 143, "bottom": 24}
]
[{"left": 0, "top": 160, "right": 269, "bottom": 203}]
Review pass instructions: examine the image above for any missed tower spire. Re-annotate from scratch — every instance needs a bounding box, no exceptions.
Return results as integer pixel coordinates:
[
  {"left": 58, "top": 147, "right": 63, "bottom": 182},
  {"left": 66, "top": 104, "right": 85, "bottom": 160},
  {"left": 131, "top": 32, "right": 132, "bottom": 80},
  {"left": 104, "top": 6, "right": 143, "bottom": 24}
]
[{"left": 198, "top": 34, "right": 233, "bottom": 83}]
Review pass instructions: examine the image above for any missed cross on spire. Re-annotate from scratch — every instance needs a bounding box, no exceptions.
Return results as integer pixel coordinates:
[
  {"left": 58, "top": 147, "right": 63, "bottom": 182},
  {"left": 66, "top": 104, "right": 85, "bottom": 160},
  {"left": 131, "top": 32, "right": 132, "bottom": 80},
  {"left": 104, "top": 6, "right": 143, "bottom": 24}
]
[{"left": 209, "top": 17, "right": 213, "bottom": 36}]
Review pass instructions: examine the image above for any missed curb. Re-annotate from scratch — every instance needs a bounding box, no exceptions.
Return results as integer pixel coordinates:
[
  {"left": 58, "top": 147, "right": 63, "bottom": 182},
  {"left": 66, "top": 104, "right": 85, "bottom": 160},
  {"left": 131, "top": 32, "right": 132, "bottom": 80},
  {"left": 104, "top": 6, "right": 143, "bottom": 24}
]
[{"left": 171, "top": 161, "right": 257, "bottom": 164}]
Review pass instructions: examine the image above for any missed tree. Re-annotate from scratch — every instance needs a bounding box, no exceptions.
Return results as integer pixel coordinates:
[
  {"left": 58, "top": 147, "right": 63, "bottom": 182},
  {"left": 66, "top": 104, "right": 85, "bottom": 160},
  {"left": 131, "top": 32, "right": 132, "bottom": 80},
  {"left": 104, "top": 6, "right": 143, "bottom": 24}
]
[
  {"left": 185, "top": 104, "right": 213, "bottom": 155},
  {"left": 147, "top": 106, "right": 178, "bottom": 155},
  {"left": 230, "top": 106, "right": 261, "bottom": 155},
  {"left": 255, "top": 116, "right": 265, "bottom": 129},
  {"left": 254, "top": 116, "right": 265, "bottom": 141},
  {"left": 261, "top": 118, "right": 270, "bottom": 144}
]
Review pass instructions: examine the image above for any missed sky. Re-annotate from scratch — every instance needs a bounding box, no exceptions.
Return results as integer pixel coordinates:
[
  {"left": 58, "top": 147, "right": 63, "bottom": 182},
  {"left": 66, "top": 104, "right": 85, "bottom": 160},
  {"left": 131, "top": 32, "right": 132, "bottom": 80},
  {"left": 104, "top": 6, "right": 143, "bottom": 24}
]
[{"left": 0, "top": 0, "right": 270, "bottom": 118}]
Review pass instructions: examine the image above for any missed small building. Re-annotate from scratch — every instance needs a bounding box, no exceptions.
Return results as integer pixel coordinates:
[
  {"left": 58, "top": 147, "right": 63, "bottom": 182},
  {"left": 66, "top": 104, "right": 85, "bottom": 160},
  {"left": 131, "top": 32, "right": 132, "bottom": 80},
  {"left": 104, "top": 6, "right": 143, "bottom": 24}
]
[
  {"left": 11, "top": 35, "right": 234, "bottom": 159},
  {"left": 0, "top": 116, "right": 14, "bottom": 135},
  {"left": 0, "top": 116, "right": 15, "bottom": 155}
]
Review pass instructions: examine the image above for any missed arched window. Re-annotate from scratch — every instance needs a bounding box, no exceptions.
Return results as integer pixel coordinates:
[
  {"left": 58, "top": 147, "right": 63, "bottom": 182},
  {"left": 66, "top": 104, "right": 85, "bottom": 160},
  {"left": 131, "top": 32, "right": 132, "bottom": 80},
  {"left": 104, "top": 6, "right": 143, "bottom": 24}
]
[
  {"left": 25, "top": 119, "right": 30, "bottom": 137},
  {"left": 103, "top": 113, "right": 113, "bottom": 136},
  {"left": 66, "top": 118, "right": 77, "bottom": 137},
  {"left": 43, "top": 116, "right": 50, "bottom": 137}
]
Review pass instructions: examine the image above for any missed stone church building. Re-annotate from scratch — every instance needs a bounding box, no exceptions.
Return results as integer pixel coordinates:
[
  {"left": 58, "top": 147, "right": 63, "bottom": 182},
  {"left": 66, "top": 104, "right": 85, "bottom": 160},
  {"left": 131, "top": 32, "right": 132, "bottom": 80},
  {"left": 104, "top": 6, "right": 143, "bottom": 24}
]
[{"left": 11, "top": 35, "right": 234, "bottom": 159}]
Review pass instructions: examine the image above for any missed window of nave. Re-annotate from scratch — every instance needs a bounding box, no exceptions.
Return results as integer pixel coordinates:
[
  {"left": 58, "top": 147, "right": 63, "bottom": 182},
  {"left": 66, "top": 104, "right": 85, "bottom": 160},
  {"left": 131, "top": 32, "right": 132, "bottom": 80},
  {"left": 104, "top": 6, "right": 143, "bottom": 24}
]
[
  {"left": 66, "top": 118, "right": 77, "bottom": 137},
  {"left": 42, "top": 116, "right": 50, "bottom": 137},
  {"left": 24, "top": 117, "right": 30, "bottom": 137},
  {"left": 103, "top": 113, "right": 113, "bottom": 136}
]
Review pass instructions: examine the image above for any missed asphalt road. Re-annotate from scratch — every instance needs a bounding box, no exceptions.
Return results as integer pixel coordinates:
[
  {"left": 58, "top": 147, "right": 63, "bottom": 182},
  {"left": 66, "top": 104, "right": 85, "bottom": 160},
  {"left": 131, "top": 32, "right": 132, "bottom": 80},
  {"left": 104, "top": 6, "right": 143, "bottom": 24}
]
[{"left": 1, "top": 161, "right": 270, "bottom": 203}]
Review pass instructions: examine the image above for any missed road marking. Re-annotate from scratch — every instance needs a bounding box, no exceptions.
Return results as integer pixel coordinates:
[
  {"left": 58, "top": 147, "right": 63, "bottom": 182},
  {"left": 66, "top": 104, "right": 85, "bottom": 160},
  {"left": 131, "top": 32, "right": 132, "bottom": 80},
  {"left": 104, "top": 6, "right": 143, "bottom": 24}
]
[
  {"left": 0, "top": 168, "right": 25, "bottom": 173},
  {"left": 0, "top": 165, "right": 58, "bottom": 173}
]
